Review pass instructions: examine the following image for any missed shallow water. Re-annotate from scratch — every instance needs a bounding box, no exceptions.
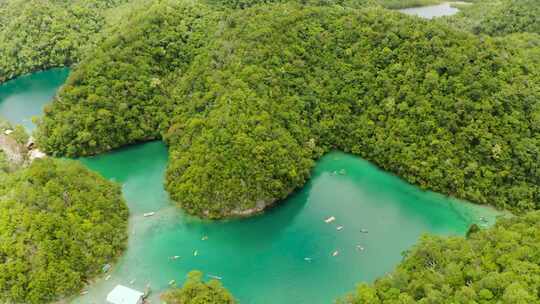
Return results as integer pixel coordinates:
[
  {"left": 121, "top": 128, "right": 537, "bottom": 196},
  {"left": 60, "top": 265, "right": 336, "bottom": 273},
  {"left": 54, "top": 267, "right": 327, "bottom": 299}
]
[
  {"left": 399, "top": 2, "right": 460, "bottom": 19},
  {"left": 0, "top": 71, "right": 501, "bottom": 304},
  {"left": 0, "top": 68, "right": 70, "bottom": 131}
]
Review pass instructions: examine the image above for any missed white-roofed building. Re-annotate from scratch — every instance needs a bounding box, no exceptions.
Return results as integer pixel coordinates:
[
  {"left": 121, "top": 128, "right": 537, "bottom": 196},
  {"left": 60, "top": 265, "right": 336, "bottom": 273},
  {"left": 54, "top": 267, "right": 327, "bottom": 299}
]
[{"left": 106, "top": 285, "right": 144, "bottom": 304}]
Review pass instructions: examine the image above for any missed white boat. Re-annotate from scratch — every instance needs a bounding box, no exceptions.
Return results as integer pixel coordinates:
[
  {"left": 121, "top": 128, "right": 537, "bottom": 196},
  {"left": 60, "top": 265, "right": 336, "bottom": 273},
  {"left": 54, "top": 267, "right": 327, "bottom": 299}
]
[
  {"left": 168, "top": 279, "right": 176, "bottom": 285},
  {"left": 208, "top": 275, "right": 222, "bottom": 280},
  {"left": 356, "top": 245, "right": 365, "bottom": 251},
  {"left": 325, "top": 216, "right": 336, "bottom": 223},
  {"left": 360, "top": 228, "right": 369, "bottom": 233},
  {"left": 201, "top": 236, "right": 208, "bottom": 241},
  {"left": 332, "top": 250, "right": 339, "bottom": 257},
  {"left": 193, "top": 250, "right": 199, "bottom": 256},
  {"left": 336, "top": 225, "right": 344, "bottom": 231},
  {"left": 170, "top": 255, "right": 180, "bottom": 260},
  {"left": 304, "top": 257, "right": 313, "bottom": 262},
  {"left": 143, "top": 212, "right": 155, "bottom": 217}
]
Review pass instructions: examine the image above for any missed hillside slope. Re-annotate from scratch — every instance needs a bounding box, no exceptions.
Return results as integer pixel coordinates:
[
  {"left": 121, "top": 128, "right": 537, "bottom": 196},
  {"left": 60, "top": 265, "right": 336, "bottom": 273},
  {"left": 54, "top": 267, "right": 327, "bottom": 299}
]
[{"left": 36, "top": 2, "right": 540, "bottom": 218}]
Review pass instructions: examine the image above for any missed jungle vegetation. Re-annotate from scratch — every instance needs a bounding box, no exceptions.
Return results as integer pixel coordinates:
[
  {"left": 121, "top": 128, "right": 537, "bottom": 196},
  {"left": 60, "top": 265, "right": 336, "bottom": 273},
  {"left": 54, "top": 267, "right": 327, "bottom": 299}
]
[
  {"left": 0, "top": 151, "right": 8, "bottom": 173},
  {"left": 161, "top": 271, "right": 237, "bottom": 304},
  {"left": 442, "top": 0, "right": 540, "bottom": 36},
  {"left": 0, "top": 0, "right": 132, "bottom": 83},
  {"left": 0, "top": 158, "right": 129, "bottom": 304},
  {"left": 341, "top": 211, "right": 540, "bottom": 303},
  {"left": 36, "top": 0, "right": 540, "bottom": 218},
  {"left": 378, "top": 0, "right": 440, "bottom": 9}
]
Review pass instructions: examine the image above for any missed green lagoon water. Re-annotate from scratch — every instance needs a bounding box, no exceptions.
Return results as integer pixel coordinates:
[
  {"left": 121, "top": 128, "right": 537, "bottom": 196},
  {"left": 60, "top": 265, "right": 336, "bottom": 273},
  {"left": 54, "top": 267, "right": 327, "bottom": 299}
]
[
  {"left": 0, "top": 68, "right": 70, "bottom": 130},
  {"left": 0, "top": 70, "right": 501, "bottom": 304}
]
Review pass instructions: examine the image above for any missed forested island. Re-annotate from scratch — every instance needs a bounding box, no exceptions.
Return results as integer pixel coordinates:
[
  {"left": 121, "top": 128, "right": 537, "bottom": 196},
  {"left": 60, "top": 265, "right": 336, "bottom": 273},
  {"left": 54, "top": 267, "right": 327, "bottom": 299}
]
[{"left": 0, "top": 0, "right": 539, "bottom": 303}]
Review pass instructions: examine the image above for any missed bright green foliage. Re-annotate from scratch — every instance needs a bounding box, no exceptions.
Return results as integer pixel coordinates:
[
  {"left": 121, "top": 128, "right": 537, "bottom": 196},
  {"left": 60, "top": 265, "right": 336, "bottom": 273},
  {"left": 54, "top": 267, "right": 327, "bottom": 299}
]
[
  {"left": 477, "top": 0, "right": 540, "bottom": 36},
  {"left": 161, "top": 271, "right": 236, "bottom": 304},
  {"left": 0, "top": 158, "right": 129, "bottom": 304},
  {"left": 444, "top": 0, "right": 540, "bottom": 36},
  {"left": 341, "top": 211, "right": 540, "bottom": 303},
  {"left": 203, "top": 0, "right": 435, "bottom": 10},
  {"left": 0, "top": 0, "right": 131, "bottom": 83},
  {"left": 37, "top": 2, "right": 540, "bottom": 218},
  {"left": 0, "top": 151, "right": 8, "bottom": 173},
  {"left": 378, "top": 0, "right": 440, "bottom": 9},
  {"left": 9, "top": 125, "right": 29, "bottom": 146},
  {"left": 37, "top": 0, "right": 219, "bottom": 156},
  {"left": 204, "top": 0, "right": 378, "bottom": 9}
]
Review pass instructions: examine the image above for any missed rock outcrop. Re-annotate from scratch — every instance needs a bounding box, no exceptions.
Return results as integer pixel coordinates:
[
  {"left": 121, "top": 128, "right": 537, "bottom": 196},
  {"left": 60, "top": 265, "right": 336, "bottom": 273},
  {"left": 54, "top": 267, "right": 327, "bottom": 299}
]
[{"left": 0, "top": 134, "right": 26, "bottom": 166}]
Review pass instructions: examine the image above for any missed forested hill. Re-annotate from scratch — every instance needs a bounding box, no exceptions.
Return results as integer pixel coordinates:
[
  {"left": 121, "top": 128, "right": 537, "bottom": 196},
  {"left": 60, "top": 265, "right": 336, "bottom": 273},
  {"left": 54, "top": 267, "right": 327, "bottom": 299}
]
[
  {"left": 36, "top": 1, "right": 540, "bottom": 218},
  {"left": 0, "top": 0, "right": 132, "bottom": 83},
  {"left": 2, "top": 0, "right": 537, "bottom": 84},
  {"left": 443, "top": 0, "right": 540, "bottom": 36},
  {"left": 341, "top": 211, "right": 540, "bottom": 303}
]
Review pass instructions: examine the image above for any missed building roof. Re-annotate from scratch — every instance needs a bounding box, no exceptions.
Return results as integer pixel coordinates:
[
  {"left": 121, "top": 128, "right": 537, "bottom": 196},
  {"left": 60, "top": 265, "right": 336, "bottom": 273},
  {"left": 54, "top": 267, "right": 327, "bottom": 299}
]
[{"left": 106, "top": 285, "right": 144, "bottom": 304}]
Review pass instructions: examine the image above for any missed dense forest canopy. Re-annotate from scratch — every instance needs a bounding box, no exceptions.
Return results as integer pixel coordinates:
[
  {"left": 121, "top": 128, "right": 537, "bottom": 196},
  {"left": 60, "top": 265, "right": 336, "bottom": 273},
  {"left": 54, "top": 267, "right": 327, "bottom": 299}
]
[
  {"left": 0, "top": 159, "right": 128, "bottom": 304},
  {"left": 442, "top": 0, "right": 540, "bottom": 36},
  {"left": 36, "top": 1, "right": 540, "bottom": 218},
  {"left": 1, "top": 0, "right": 537, "bottom": 84},
  {"left": 477, "top": 0, "right": 540, "bottom": 36},
  {"left": 161, "top": 271, "right": 237, "bottom": 304},
  {"left": 341, "top": 211, "right": 540, "bottom": 303},
  {"left": 36, "top": 0, "right": 220, "bottom": 156},
  {"left": 0, "top": 0, "right": 132, "bottom": 83}
]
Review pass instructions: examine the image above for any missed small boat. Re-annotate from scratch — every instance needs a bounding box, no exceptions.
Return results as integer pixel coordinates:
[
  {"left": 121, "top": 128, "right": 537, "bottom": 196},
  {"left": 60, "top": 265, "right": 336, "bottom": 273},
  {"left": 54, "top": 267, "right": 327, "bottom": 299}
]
[
  {"left": 170, "top": 255, "right": 180, "bottom": 260},
  {"left": 193, "top": 250, "right": 199, "bottom": 256},
  {"left": 336, "top": 225, "right": 344, "bottom": 231},
  {"left": 143, "top": 212, "right": 155, "bottom": 217},
  {"left": 304, "top": 257, "right": 313, "bottom": 262},
  {"left": 479, "top": 216, "right": 488, "bottom": 222},
  {"left": 102, "top": 263, "right": 112, "bottom": 273},
  {"left": 356, "top": 245, "right": 365, "bottom": 251},
  {"left": 168, "top": 279, "right": 176, "bottom": 285},
  {"left": 325, "top": 216, "right": 336, "bottom": 223},
  {"left": 332, "top": 250, "right": 339, "bottom": 257},
  {"left": 201, "top": 236, "right": 208, "bottom": 241},
  {"left": 339, "top": 169, "right": 346, "bottom": 175},
  {"left": 208, "top": 275, "right": 222, "bottom": 280},
  {"left": 105, "top": 275, "right": 111, "bottom": 281},
  {"left": 360, "top": 228, "right": 369, "bottom": 233},
  {"left": 129, "top": 279, "right": 136, "bottom": 285},
  {"left": 80, "top": 290, "right": 88, "bottom": 295}
]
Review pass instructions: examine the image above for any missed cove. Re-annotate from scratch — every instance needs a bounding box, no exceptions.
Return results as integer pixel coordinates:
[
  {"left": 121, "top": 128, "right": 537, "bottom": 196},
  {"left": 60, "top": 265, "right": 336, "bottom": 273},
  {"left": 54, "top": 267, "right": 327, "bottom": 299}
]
[
  {"left": 75, "top": 142, "right": 500, "bottom": 304},
  {"left": 0, "top": 71, "right": 501, "bottom": 304},
  {"left": 0, "top": 68, "right": 70, "bottom": 131}
]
